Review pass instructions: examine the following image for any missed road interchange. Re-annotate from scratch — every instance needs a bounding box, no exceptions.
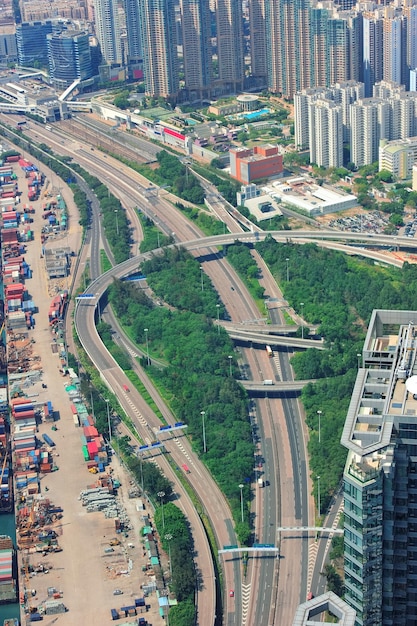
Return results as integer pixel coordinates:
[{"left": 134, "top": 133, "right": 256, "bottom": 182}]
[{"left": 12, "top": 118, "right": 413, "bottom": 624}]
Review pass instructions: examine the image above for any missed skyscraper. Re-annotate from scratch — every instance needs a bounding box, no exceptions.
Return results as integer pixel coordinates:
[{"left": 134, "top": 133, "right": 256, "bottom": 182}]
[
  {"left": 383, "top": 13, "right": 405, "bottom": 86},
  {"left": 215, "top": 0, "right": 244, "bottom": 93},
  {"left": 124, "top": 0, "right": 143, "bottom": 77},
  {"left": 342, "top": 310, "right": 417, "bottom": 626},
  {"left": 139, "top": 0, "right": 179, "bottom": 99},
  {"left": 363, "top": 12, "right": 384, "bottom": 96},
  {"left": 181, "top": 0, "right": 212, "bottom": 100},
  {"left": 310, "top": 7, "right": 329, "bottom": 88},
  {"left": 47, "top": 30, "right": 93, "bottom": 89},
  {"left": 93, "top": 0, "right": 122, "bottom": 65},
  {"left": 249, "top": 0, "right": 268, "bottom": 89},
  {"left": 265, "top": 0, "right": 311, "bottom": 98}
]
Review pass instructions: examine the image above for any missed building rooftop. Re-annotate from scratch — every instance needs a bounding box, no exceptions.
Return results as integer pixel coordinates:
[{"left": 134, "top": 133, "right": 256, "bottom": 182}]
[{"left": 342, "top": 310, "right": 417, "bottom": 463}]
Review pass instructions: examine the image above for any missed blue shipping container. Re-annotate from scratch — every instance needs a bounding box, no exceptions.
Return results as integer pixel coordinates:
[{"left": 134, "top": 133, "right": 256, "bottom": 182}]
[{"left": 42, "top": 433, "right": 55, "bottom": 447}]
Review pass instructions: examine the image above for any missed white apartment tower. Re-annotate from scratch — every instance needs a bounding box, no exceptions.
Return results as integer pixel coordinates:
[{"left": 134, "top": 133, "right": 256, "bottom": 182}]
[
  {"left": 294, "top": 87, "right": 330, "bottom": 149},
  {"left": 383, "top": 14, "right": 404, "bottom": 86},
  {"left": 93, "top": 0, "right": 122, "bottom": 64},
  {"left": 350, "top": 98, "right": 390, "bottom": 166},
  {"left": 308, "top": 99, "right": 343, "bottom": 167}
]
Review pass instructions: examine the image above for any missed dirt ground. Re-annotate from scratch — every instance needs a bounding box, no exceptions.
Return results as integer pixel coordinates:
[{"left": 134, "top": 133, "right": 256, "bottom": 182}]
[{"left": 9, "top": 148, "right": 165, "bottom": 626}]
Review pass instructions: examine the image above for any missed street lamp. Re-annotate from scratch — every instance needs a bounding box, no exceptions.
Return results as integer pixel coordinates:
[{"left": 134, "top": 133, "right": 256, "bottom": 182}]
[
  {"left": 156, "top": 224, "right": 160, "bottom": 248},
  {"left": 105, "top": 399, "right": 111, "bottom": 444},
  {"left": 300, "top": 302, "right": 305, "bottom": 340},
  {"left": 239, "top": 483, "right": 244, "bottom": 523},
  {"left": 200, "top": 265, "right": 204, "bottom": 292},
  {"left": 164, "top": 533, "right": 173, "bottom": 577},
  {"left": 357, "top": 353, "right": 361, "bottom": 370},
  {"left": 114, "top": 209, "right": 119, "bottom": 235},
  {"left": 157, "top": 491, "right": 166, "bottom": 529},
  {"left": 216, "top": 304, "right": 220, "bottom": 335},
  {"left": 317, "top": 410, "right": 322, "bottom": 445},
  {"left": 286, "top": 257, "right": 289, "bottom": 282},
  {"left": 144, "top": 328, "right": 150, "bottom": 366},
  {"left": 201, "top": 410, "right": 207, "bottom": 453},
  {"left": 228, "top": 355, "right": 233, "bottom": 377},
  {"left": 317, "top": 476, "right": 321, "bottom": 518}
]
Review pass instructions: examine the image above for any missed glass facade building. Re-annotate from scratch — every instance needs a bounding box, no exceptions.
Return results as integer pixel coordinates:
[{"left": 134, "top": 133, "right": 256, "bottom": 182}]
[
  {"left": 47, "top": 31, "right": 93, "bottom": 88},
  {"left": 16, "top": 21, "right": 53, "bottom": 67},
  {"left": 342, "top": 310, "right": 417, "bottom": 626}
]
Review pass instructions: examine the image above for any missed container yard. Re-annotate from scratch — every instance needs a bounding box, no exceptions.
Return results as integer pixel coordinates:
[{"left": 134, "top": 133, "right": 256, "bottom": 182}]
[
  {"left": 0, "top": 140, "right": 166, "bottom": 625},
  {"left": 0, "top": 536, "right": 17, "bottom": 605}
]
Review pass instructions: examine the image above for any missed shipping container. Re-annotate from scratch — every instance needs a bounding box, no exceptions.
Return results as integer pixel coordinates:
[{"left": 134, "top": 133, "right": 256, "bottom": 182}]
[{"left": 42, "top": 434, "right": 55, "bottom": 447}]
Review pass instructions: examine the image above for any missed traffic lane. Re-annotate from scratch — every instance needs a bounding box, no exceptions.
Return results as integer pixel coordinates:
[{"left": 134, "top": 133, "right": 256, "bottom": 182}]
[{"left": 104, "top": 367, "right": 218, "bottom": 624}]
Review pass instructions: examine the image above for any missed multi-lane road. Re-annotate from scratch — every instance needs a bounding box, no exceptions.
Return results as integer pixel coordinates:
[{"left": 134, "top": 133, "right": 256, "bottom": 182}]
[{"left": 5, "top": 115, "right": 412, "bottom": 626}]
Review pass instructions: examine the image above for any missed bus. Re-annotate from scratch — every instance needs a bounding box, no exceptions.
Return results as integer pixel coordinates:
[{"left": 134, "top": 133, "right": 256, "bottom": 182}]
[{"left": 266, "top": 345, "right": 273, "bottom": 358}]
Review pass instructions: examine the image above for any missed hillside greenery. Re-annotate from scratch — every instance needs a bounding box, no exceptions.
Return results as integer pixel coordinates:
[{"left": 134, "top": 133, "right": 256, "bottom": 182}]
[
  {"left": 250, "top": 236, "right": 417, "bottom": 510},
  {"left": 107, "top": 248, "right": 254, "bottom": 542}
]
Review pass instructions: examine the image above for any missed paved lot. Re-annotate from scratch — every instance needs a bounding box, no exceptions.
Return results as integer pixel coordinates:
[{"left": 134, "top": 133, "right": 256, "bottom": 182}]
[{"left": 10, "top": 150, "right": 165, "bottom": 626}]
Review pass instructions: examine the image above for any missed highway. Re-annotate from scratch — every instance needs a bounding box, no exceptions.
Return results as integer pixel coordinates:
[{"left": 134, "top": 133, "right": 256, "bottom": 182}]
[{"left": 9, "top": 117, "right": 411, "bottom": 625}]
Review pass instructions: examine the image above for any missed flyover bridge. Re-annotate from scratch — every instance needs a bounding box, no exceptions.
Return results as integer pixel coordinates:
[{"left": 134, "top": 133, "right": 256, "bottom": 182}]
[
  {"left": 230, "top": 328, "right": 325, "bottom": 349},
  {"left": 241, "top": 380, "right": 316, "bottom": 394}
]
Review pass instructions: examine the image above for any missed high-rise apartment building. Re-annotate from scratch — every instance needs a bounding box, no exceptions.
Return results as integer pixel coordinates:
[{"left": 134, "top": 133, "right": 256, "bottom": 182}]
[
  {"left": 308, "top": 98, "right": 343, "bottom": 167},
  {"left": 350, "top": 97, "right": 390, "bottom": 166},
  {"left": 310, "top": 7, "right": 329, "bottom": 88},
  {"left": 342, "top": 310, "right": 417, "bottom": 626},
  {"left": 265, "top": 0, "right": 311, "bottom": 98},
  {"left": 47, "top": 30, "right": 93, "bottom": 89},
  {"left": 294, "top": 86, "right": 330, "bottom": 149},
  {"left": 181, "top": 0, "right": 212, "bottom": 100},
  {"left": 363, "top": 12, "right": 384, "bottom": 95},
  {"left": 383, "top": 14, "right": 405, "bottom": 86},
  {"left": 16, "top": 21, "right": 53, "bottom": 67},
  {"left": 139, "top": 0, "right": 179, "bottom": 99},
  {"left": 93, "top": 0, "right": 122, "bottom": 64},
  {"left": 249, "top": 0, "right": 268, "bottom": 89},
  {"left": 295, "top": 81, "right": 362, "bottom": 149},
  {"left": 215, "top": 0, "right": 244, "bottom": 93},
  {"left": 124, "top": 0, "right": 143, "bottom": 77}
]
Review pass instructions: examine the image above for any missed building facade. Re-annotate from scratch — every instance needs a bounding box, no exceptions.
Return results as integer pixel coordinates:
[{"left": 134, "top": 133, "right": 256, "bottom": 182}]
[
  {"left": 16, "top": 21, "right": 53, "bottom": 67},
  {"left": 379, "top": 137, "right": 417, "bottom": 180},
  {"left": 47, "top": 30, "right": 93, "bottom": 89},
  {"left": 181, "top": 0, "right": 212, "bottom": 100},
  {"left": 230, "top": 145, "right": 283, "bottom": 183},
  {"left": 265, "top": 0, "right": 311, "bottom": 98},
  {"left": 350, "top": 97, "right": 390, "bottom": 166},
  {"left": 215, "top": 0, "right": 245, "bottom": 93},
  {"left": 123, "top": 0, "right": 143, "bottom": 78},
  {"left": 139, "top": 0, "right": 179, "bottom": 99},
  {"left": 342, "top": 310, "right": 417, "bottom": 626},
  {"left": 93, "top": 0, "right": 122, "bottom": 65},
  {"left": 308, "top": 98, "right": 343, "bottom": 167}
]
